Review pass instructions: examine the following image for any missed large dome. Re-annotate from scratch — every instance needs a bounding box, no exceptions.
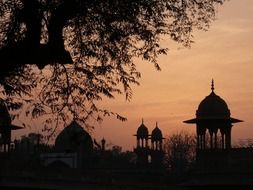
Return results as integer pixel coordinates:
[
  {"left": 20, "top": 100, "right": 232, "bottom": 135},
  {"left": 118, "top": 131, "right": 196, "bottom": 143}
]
[
  {"left": 196, "top": 91, "right": 230, "bottom": 119},
  {"left": 55, "top": 120, "right": 93, "bottom": 152},
  {"left": 184, "top": 80, "right": 242, "bottom": 124}
]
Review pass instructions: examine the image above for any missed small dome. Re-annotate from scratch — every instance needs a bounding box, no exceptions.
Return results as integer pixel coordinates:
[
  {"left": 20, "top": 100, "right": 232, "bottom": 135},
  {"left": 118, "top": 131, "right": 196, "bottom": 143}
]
[
  {"left": 151, "top": 125, "right": 163, "bottom": 141},
  {"left": 196, "top": 91, "right": 230, "bottom": 119},
  {"left": 137, "top": 122, "right": 149, "bottom": 139},
  {"left": 55, "top": 120, "right": 93, "bottom": 152},
  {"left": 0, "top": 102, "right": 11, "bottom": 126}
]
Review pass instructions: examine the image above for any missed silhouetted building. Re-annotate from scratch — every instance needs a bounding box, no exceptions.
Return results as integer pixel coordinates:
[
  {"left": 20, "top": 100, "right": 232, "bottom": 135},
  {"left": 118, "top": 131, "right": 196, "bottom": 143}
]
[
  {"left": 0, "top": 101, "right": 22, "bottom": 153},
  {"left": 150, "top": 122, "right": 165, "bottom": 165},
  {"left": 41, "top": 120, "right": 93, "bottom": 168},
  {"left": 182, "top": 81, "right": 253, "bottom": 178},
  {"left": 184, "top": 80, "right": 242, "bottom": 151},
  {"left": 134, "top": 119, "right": 149, "bottom": 165},
  {"left": 134, "top": 119, "right": 164, "bottom": 166}
]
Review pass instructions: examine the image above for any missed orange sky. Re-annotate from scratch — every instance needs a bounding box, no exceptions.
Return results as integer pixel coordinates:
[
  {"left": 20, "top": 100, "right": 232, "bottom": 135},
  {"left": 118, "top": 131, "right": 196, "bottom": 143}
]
[
  {"left": 13, "top": 0, "right": 253, "bottom": 151},
  {"left": 92, "top": 0, "right": 253, "bottom": 150}
]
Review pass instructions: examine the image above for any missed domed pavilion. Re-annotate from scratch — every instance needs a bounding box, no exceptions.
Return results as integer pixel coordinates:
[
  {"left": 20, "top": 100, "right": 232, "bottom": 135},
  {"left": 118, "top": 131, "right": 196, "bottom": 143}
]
[
  {"left": 150, "top": 122, "right": 164, "bottom": 166},
  {"left": 0, "top": 101, "right": 23, "bottom": 153},
  {"left": 151, "top": 122, "right": 164, "bottom": 151},
  {"left": 134, "top": 119, "right": 164, "bottom": 166},
  {"left": 184, "top": 80, "right": 242, "bottom": 150},
  {"left": 135, "top": 119, "right": 149, "bottom": 148},
  {"left": 134, "top": 119, "right": 149, "bottom": 165}
]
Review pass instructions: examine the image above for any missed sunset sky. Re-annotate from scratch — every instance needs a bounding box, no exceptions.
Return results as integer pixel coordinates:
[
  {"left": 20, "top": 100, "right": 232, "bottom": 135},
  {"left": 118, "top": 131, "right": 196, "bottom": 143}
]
[
  {"left": 13, "top": 0, "right": 253, "bottom": 151},
  {"left": 92, "top": 0, "right": 253, "bottom": 150}
]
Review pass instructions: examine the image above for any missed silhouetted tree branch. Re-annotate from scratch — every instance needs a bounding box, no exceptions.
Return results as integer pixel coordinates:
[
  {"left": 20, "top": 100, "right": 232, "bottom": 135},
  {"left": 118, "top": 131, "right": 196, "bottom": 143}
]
[{"left": 0, "top": 0, "right": 225, "bottom": 129}]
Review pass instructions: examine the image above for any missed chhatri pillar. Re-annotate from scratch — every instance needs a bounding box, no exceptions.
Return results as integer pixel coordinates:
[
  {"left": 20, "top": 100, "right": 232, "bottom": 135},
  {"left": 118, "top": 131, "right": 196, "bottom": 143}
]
[{"left": 184, "top": 80, "right": 242, "bottom": 151}]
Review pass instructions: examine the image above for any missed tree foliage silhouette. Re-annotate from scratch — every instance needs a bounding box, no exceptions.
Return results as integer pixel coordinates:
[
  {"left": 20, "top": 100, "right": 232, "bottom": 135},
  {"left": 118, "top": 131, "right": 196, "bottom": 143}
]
[
  {"left": 164, "top": 131, "right": 196, "bottom": 176},
  {"left": 0, "top": 0, "right": 225, "bottom": 129}
]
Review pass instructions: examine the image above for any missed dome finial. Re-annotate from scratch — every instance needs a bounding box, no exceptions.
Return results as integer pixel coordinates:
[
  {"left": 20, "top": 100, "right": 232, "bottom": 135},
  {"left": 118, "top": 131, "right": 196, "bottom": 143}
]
[{"left": 211, "top": 79, "right": 215, "bottom": 92}]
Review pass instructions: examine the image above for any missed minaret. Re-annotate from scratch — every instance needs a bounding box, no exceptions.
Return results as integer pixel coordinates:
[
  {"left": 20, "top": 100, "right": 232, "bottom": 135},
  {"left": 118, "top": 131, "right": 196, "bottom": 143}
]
[
  {"left": 150, "top": 122, "right": 164, "bottom": 166},
  {"left": 134, "top": 119, "right": 149, "bottom": 165}
]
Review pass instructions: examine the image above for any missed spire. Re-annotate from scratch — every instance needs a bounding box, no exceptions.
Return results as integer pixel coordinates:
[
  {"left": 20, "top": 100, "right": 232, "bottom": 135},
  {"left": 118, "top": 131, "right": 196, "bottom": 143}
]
[
  {"left": 142, "top": 118, "right": 144, "bottom": 124},
  {"left": 156, "top": 121, "right": 158, "bottom": 128},
  {"left": 211, "top": 79, "right": 215, "bottom": 92}
]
